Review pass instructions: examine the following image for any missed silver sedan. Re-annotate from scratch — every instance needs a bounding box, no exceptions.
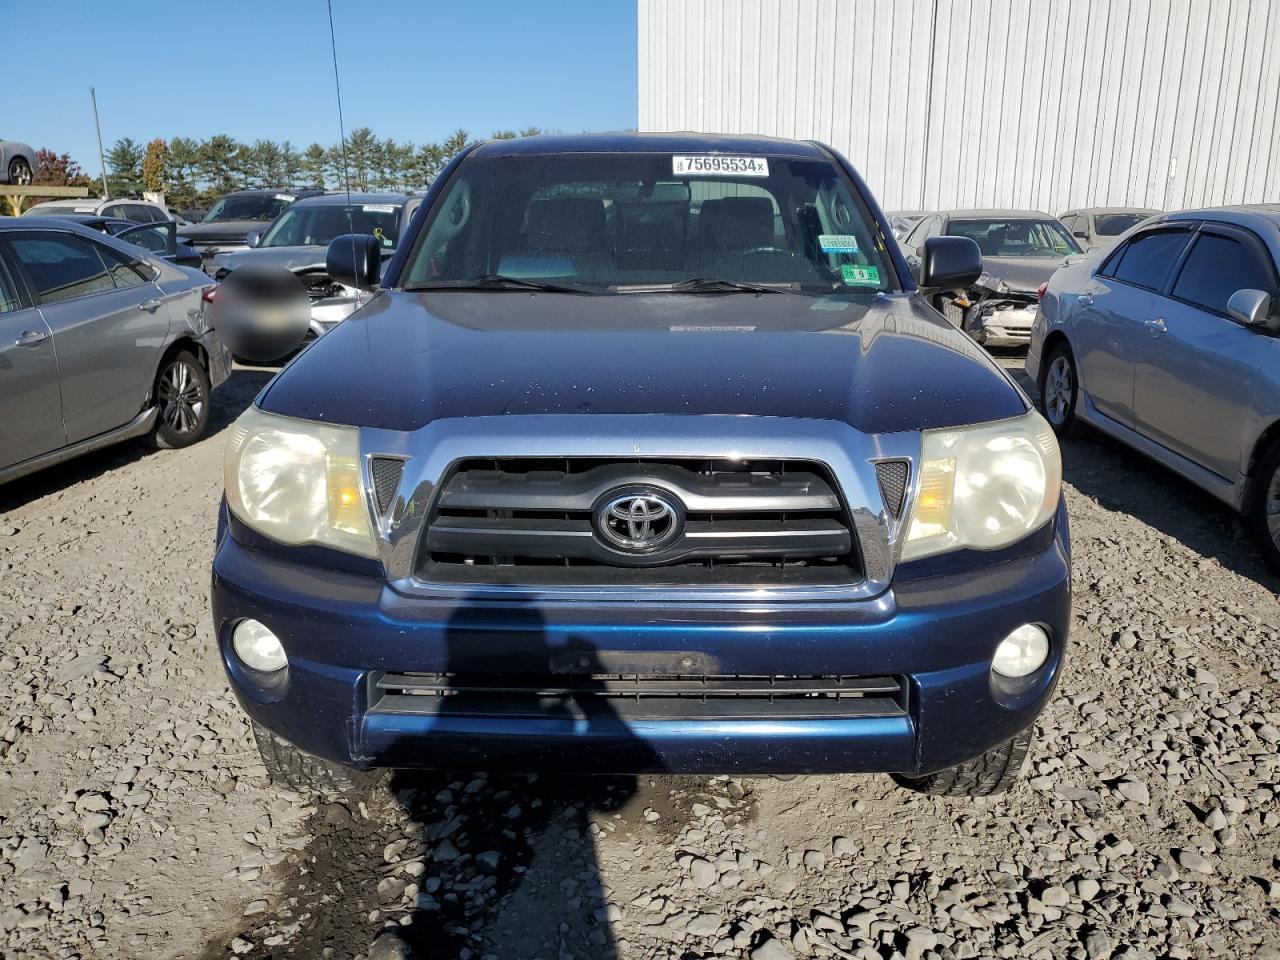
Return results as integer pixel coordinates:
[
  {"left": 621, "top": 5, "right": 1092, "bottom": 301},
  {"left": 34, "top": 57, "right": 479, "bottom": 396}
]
[
  {"left": 0, "top": 217, "right": 232, "bottom": 484},
  {"left": 0, "top": 139, "right": 35, "bottom": 185},
  {"left": 1027, "top": 205, "right": 1280, "bottom": 573}
]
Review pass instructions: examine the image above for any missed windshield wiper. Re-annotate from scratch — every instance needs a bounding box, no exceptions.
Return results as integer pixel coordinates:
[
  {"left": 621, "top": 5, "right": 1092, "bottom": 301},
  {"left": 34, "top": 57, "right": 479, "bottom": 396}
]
[
  {"left": 406, "top": 274, "right": 599, "bottom": 294},
  {"left": 614, "top": 277, "right": 789, "bottom": 294}
]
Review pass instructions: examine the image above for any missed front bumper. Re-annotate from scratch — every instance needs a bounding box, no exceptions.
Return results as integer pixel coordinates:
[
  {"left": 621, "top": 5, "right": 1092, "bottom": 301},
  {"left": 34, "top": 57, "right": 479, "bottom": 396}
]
[
  {"left": 212, "top": 500, "right": 1071, "bottom": 777},
  {"left": 968, "top": 302, "right": 1037, "bottom": 347}
]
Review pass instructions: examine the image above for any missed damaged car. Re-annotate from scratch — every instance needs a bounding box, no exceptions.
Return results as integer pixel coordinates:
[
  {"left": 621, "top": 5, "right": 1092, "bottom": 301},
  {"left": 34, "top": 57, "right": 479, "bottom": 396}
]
[
  {"left": 209, "top": 191, "right": 423, "bottom": 339},
  {"left": 901, "top": 210, "right": 1082, "bottom": 348}
]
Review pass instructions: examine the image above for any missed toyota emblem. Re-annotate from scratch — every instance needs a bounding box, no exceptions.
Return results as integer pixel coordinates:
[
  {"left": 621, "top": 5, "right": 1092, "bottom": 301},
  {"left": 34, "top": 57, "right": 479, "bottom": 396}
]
[{"left": 593, "top": 488, "right": 684, "bottom": 552}]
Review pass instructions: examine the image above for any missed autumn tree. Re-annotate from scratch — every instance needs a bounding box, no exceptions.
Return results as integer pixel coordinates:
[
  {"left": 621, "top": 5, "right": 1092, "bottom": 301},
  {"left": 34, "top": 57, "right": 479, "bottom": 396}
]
[{"left": 142, "top": 138, "right": 168, "bottom": 194}]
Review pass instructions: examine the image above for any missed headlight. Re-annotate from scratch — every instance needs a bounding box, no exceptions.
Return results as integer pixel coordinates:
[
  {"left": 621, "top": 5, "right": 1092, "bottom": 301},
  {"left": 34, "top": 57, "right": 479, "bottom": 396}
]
[
  {"left": 224, "top": 405, "right": 376, "bottom": 557},
  {"left": 901, "top": 410, "right": 1061, "bottom": 561}
]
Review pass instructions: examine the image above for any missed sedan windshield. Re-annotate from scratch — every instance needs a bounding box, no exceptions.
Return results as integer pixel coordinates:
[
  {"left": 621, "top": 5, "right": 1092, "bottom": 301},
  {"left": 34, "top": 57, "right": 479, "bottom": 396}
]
[
  {"left": 203, "top": 194, "right": 295, "bottom": 223},
  {"left": 402, "top": 152, "right": 897, "bottom": 294},
  {"left": 260, "top": 203, "right": 401, "bottom": 249},
  {"left": 946, "top": 218, "right": 1081, "bottom": 257},
  {"left": 1094, "top": 213, "right": 1150, "bottom": 236}
]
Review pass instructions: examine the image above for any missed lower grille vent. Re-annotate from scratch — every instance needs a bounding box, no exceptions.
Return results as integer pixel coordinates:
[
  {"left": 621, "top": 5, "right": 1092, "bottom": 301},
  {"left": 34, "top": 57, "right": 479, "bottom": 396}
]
[
  {"left": 874, "top": 460, "right": 910, "bottom": 519},
  {"left": 369, "top": 672, "right": 908, "bottom": 720},
  {"left": 370, "top": 457, "right": 405, "bottom": 514}
]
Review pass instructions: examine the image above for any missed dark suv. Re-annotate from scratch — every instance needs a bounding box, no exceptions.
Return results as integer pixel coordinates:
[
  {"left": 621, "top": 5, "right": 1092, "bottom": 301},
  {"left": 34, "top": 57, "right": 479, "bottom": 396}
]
[
  {"left": 212, "top": 133, "right": 1069, "bottom": 797},
  {"left": 179, "top": 188, "right": 323, "bottom": 267}
]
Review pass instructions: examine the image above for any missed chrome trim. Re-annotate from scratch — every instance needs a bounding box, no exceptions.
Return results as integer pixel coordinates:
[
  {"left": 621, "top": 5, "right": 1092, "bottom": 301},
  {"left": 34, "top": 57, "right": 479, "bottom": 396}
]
[
  {"left": 0, "top": 408, "right": 158, "bottom": 485},
  {"left": 359, "top": 415, "right": 920, "bottom": 603}
]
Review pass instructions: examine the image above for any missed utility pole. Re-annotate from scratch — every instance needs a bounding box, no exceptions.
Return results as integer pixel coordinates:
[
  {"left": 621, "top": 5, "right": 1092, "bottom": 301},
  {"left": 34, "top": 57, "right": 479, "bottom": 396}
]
[{"left": 90, "top": 87, "right": 109, "bottom": 199}]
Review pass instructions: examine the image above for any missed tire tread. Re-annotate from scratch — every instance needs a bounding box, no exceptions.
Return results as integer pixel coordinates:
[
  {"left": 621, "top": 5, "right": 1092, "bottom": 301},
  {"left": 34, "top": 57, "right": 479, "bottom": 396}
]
[
  {"left": 251, "top": 719, "right": 362, "bottom": 796},
  {"left": 898, "top": 728, "right": 1033, "bottom": 797}
]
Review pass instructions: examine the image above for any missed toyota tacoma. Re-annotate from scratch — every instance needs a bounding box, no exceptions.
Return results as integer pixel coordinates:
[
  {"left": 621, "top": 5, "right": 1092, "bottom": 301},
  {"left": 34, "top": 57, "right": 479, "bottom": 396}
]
[{"left": 212, "top": 133, "right": 1069, "bottom": 797}]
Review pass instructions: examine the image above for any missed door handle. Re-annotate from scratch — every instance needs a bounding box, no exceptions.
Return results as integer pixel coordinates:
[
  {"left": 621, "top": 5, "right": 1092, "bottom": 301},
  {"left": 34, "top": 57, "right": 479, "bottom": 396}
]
[
  {"left": 1144, "top": 317, "right": 1167, "bottom": 333},
  {"left": 139, "top": 298, "right": 162, "bottom": 312},
  {"left": 15, "top": 329, "right": 49, "bottom": 346},
  {"left": 1078, "top": 293, "right": 1094, "bottom": 306}
]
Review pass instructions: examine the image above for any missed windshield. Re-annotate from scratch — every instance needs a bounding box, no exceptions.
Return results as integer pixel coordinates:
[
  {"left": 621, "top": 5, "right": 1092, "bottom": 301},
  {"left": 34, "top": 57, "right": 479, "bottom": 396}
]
[
  {"left": 202, "top": 193, "right": 295, "bottom": 223},
  {"left": 1094, "top": 213, "right": 1150, "bottom": 236},
  {"left": 946, "top": 218, "right": 1081, "bottom": 257},
  {"left": 402, "top": 152, "right": 897, "bottom": 294},
  {"left": 27, "top": 205, "right": 95, "bottom": 217},
  {"left": 259, "top": 202, "right": 401, "bottom": 249}
]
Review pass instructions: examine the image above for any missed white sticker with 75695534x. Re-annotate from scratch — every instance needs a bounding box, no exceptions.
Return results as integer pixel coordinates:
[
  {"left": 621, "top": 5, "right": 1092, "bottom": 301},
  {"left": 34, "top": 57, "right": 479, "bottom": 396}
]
[{"left": 673, "top": 155, "right": 769, "bottom": 177}]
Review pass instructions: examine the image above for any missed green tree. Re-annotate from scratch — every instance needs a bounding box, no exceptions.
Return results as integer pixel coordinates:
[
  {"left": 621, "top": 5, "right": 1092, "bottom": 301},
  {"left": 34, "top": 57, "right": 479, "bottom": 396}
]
[
  {"left": 198, "top": 135, "right": 240, "bottom": 195},
  {"left": 142, "top": 138, "right": 168, "bottom": 194},
  {"left": 279, "top": 141, "right": 303, "bottom": 186},
  {"left": 167, "top": 136, "right": 201, "bottom": 205},
  {"left": 441, "top": 128, "right": 470, "bottom": 159},
  {"left": 249, "top": 139, "right": 283, "bottom": 187},
  {"left": 519, "top": 127, "right": 543, "bottom": 138},
  {"left": 491, "top": 129, "right": 517, "bottom": 140},
  {"left": 106, "top": 137, "right": 144, "bottom": 196},
  {"left": 344, "top": 127, "right": 379, "bottom": 190},
  {"left": 301, "top": 143, "right": 328, "bottom": 189}
]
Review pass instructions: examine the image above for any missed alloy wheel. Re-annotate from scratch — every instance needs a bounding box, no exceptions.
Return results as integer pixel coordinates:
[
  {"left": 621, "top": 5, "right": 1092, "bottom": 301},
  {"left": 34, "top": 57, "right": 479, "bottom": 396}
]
[
  {"left": 1044, "top": 355, "right": 1074, "bottom": 426},
  {"left": 11, "top": 160, "right": 32, "bottom": 186},
  {"left": 158, "top": 360, "right": 205, "bottom": 435}
]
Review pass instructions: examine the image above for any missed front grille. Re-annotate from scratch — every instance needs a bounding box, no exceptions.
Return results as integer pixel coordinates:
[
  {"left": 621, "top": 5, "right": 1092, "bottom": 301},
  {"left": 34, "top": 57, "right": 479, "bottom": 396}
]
[
  {"left": 369, "top": 672, "right": 908, "bottom": 720},
  {"left": 417, "top": 457, "right": 861, "bottom": 587}
]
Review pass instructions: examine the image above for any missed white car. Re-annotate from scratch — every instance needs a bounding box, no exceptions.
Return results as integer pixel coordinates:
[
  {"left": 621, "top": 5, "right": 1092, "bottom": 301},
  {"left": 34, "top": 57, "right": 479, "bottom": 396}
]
[{"left": 21, "top": 197, "right": 173, "bottom": 224}]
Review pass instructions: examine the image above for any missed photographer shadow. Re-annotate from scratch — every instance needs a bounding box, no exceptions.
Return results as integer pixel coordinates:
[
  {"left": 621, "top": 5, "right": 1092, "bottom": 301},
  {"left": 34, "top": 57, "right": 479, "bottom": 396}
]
[{"left": 381, "top": 597, "right": 659, "bottom": 960}]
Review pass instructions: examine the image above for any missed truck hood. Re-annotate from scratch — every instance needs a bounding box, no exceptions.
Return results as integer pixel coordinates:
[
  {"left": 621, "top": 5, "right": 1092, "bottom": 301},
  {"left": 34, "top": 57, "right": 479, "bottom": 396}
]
[
  {"left": 211, "top": 246, "right": 325, "bottom": 274},
  {"left": 259, "top": 291, "right": 1026, "bottom": 435},
  {"left": 178, "top": 220, "right": 269, "bottom": 244},
  {"left": 976, "top": 256, "right": 1069, "bottom": 294}
]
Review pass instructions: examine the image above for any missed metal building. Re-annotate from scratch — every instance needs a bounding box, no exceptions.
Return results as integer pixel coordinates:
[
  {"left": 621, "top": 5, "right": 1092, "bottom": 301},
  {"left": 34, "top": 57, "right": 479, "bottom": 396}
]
[{"left": 638, "top": 0, "right": 1280, "bottom": 213}]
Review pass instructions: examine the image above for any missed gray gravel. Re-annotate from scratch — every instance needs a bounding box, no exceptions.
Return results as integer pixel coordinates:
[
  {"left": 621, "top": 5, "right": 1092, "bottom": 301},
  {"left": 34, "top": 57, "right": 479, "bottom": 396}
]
[{"left": 0, "top": 361, "right": 1277, "bottom": 960}]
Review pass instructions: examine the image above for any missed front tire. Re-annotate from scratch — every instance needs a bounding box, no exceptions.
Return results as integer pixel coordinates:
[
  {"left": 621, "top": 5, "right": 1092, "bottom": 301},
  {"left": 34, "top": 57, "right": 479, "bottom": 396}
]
[
  {"left": 1248, "top": 440, "right": 1280, "bottom": 576},
  {"left": 1040, "top": 343, "right": 1078, "bottom": 438},
  {"left": 148, "top": 350, "right": 211, "bottom": 449},
  {"left": 895, "top": 728, "right": 1033, "bottom": 797},
  {"left": 250, "top": 719, "right": 371, "bottom": 796},
  {"left": 8, "top": 157, "right": 32, "bottom": 186}
]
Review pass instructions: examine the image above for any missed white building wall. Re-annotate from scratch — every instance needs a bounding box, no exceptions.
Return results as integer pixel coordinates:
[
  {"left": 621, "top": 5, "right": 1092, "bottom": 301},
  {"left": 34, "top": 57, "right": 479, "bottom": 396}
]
[{"left": 638, "top": 0, "right": 1280, "bottom": 213}]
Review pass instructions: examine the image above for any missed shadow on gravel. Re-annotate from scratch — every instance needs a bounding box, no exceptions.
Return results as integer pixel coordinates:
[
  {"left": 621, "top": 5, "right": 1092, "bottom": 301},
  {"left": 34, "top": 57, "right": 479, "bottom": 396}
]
[
  {"left": 0, "top": 368, "right": 271, "bottom": 512},
  {"left": 1001, "top": 358, "right": 1279, "bottom": 594},
  {"left": 218, "top": 601, "right": 657, "bottom": 959}
]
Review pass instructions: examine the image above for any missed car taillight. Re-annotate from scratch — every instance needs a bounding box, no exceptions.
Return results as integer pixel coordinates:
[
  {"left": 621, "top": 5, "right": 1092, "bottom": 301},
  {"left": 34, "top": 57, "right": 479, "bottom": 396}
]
[
  {"left": 1037, "top": 282, "right": 1048, "bottom": 302},
  {"left": 202, "top": 287, "right": 217, "bottom": 303}
]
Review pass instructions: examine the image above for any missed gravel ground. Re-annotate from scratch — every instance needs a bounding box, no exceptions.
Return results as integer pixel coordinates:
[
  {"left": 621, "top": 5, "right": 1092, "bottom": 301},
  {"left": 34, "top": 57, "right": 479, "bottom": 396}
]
[{"left": 1, "top": 360, "right": 1277, "bottom": 960}]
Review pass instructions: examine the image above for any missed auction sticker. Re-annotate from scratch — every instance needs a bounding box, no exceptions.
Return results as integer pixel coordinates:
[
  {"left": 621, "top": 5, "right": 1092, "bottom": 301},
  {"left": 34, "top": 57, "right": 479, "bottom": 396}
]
[
  {"left": 673, "top": 155, "right": 769, "bottom": 177},
  {"left": 363, "top": 204, "right": 396, "bottom": 213},
  {"left": 842, "top": 264, "right": 881, "bottom": 286},
  {"left": 819, "top": 234, "right": 860, "bottom": 254}
]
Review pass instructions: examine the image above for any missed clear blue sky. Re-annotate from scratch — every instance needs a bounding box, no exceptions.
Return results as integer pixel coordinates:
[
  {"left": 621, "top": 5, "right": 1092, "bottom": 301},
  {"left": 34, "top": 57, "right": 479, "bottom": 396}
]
[{"left": 5, "top": 0, "right": 638, "bottom": 177}]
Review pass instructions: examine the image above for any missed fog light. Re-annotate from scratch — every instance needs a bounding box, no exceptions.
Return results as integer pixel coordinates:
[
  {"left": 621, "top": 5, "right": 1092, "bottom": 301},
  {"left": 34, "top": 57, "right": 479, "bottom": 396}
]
[
  {"left": 992, "top": 623, "right": 1050, "bottom": 678},
  {"left": 233, "top": 619, "right": 287, "bottom": 672}
]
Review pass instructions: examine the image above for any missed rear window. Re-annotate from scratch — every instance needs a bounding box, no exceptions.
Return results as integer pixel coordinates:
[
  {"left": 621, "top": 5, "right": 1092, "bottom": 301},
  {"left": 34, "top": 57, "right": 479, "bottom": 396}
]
[
  {"left": 1170, "top": 233, "right": 1276, "bottom": 315},
  {"left": 1094, "top": 213, "right": 1150, "bottom": 236},
  {"left": 946, "top": 218, "right": 1080, "bottom": 257},
  {"left": 1105, "top": 229, "right": 1192, "bottom": 291},
  {"left": 203, "top": 194, "right": 295, "bottom": 223},
  {"left": 402, "top": 151, "right": 897, "bottom": 295}
]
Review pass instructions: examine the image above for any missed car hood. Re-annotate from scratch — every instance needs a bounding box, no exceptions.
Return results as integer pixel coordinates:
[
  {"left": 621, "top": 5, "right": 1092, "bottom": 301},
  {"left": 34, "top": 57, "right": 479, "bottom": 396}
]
[
  {"left": 976, "top": 256, "right": 1070, "bottom": 294},
  {"left": 178, "top": 220, "right": 269, "bottom": 243},
  {"left": 259, "top": 291, "right": 1026, "bottom": 435},
  {"left": 212, "top": 246, "right": 326, "bottom": 274}
]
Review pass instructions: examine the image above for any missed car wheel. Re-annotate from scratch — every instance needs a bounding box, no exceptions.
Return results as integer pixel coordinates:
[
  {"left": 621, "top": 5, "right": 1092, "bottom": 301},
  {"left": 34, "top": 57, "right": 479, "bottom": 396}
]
[
  {"left": 8, "top": 157, "right": 32, "bottom": 186},
  {"left": 893, "top": 727, "right": 1033, "bottom": 797},
  {"left": 250, "top": 719, "right": 376, "bottom": 796},
  {"left": 1248, "top": 440, "right": 1280, "bottom": 576},
  {"left": 149, "top": 350, "right": 211, "bottom": 449},
  {"left": 1040, "top": 344, "right": 1078, "bottom": 438}
]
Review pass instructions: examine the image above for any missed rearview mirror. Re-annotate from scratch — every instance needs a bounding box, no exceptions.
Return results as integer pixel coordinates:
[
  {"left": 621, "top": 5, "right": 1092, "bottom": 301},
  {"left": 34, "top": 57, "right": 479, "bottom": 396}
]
[
  {"left": 919, "top": 236, "right": 982, "bottom": 290},
  {"left": 1226, "top": 288, "right": 1276, "bottom": 330},
  {"left": 245, "top": 229, "right": 263, "bottom": 248},
  {"left": 327, "top": 234, "right": 383, "bottom": 291}
]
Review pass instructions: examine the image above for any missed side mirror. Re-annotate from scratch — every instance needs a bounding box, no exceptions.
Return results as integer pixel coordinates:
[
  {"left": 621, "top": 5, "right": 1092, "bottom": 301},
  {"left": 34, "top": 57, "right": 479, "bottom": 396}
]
[
  {"left": 1226, "top": 288, "right": 1276, "bottom": 330},
  {"left": 919, "top": 236, "right": 982, "bottom": 290},
  {"left": 245, "top": 229, "right": 263, "bottom": 248},
  {"left": 327, "top": 234, "right": 383, "bottom": 291},
  {"left": 1072, "top": 230, "right": 1089, "bottom": 240}
]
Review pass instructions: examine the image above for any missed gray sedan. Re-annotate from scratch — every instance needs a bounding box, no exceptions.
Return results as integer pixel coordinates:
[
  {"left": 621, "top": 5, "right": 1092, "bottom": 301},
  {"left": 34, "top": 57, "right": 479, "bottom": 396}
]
[
  {"left": 1027, "top": 205, "right": 1280, "bottom": 572},
  {"left": 0, "top": 218, "right": 231, "bottom": 484},
  {"left": 0, "top": 139, "right": 35, "bottom": 185}
]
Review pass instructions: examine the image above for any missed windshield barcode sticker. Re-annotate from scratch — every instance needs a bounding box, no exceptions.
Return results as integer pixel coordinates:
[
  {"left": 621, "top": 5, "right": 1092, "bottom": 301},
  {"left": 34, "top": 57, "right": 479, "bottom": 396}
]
[
  {"left": 673, "top": 155, "right": 769, "bottom": 177},
  {"left": 819, "top": 234, "right": 860, "bottom": 254},
  {"left": 363, "top": 204, "right": 396, "bottom": 213}
]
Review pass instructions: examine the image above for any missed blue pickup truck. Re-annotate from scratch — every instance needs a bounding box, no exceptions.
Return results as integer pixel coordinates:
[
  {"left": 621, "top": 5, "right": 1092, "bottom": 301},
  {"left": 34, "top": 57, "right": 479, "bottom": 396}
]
[{"left": 212, "top": 132, "right": 1069, "bottom": 797}]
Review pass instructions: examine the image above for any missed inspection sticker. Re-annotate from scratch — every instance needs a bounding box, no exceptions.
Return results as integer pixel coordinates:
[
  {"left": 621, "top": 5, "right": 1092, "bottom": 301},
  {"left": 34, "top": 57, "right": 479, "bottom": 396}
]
[
  {"left": 274, "top": 194, "right": 296, "bottom": 202},
  {"left": 673, "top": 155, "right": 769, "bottom": 177},
  {"left": 363, "top": 204, "right": 396, "bottom": 213},
  {"left": 818, "top": 234, "right": 860, "bottom": 254},
  {"left": 842, "top": 264, "right": 881, "bottom": 286}
]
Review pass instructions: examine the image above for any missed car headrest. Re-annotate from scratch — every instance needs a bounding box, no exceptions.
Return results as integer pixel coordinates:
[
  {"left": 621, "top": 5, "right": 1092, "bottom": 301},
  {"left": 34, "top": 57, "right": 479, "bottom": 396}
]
[
  {"left": 698, "top": 197, "right": 775, "bottom": 250},
  {"left": 523, "top": 197, "right": 607, "bottom": 252}
]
